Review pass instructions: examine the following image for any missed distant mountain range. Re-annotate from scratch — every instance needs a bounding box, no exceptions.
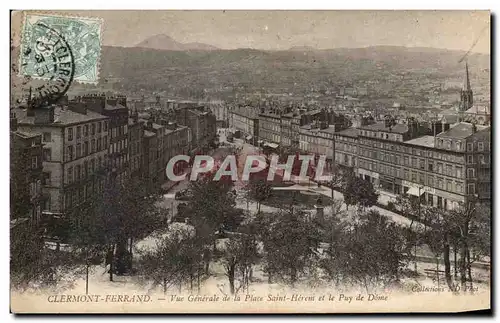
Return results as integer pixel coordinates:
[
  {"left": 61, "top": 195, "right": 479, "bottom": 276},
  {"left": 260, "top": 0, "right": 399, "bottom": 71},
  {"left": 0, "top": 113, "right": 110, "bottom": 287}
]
[{"left": 136, "top": 34, "right": 220, "bottom": 51}]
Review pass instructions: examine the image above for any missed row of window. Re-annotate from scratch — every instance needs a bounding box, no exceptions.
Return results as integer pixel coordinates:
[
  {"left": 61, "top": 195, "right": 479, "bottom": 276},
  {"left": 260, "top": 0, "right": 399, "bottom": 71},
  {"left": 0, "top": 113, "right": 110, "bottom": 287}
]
[
  {"left": 110, "top": 124, "right": 129, "bottom": 139},
  {"left": 64, "top": 179, "right": 105, "bottom": 209},
  {"left": 358, "top": 158, "right": 475, "bottom": 194},
  {"left": 360, "top": 130, "right": 404, "bottom": 142},
  {"left": 67, "top": 121, "right": 108, "bottom": 141},
  {"left": 436, "top": 138, "right": 488, "bottom": 152},
  {"left": 358, "top": 138, "right": 465, "bottom": 162},
  {"left": 65, "top": 136, "right": 108, "bottom": 162},
  {"left": 66, "top": 155, "right": 106, "bottom": 184}
]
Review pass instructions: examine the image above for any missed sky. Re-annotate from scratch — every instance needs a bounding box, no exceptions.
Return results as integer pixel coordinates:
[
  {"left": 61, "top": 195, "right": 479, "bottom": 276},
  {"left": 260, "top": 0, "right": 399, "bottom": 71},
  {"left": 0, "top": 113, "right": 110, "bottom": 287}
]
[{"left": 11, "top": 10, "right": 491, "bottom": 53}]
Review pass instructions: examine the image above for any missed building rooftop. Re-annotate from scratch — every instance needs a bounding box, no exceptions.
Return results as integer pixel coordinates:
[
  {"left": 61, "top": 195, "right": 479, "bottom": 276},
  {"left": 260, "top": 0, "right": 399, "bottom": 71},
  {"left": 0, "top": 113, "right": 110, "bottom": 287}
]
[
  {"left": 15, "top": 106, "right": 107, "bottom": 126},
  {"left": 105, "top": 103, "right": 127, "bottom": 111},
  {"left": 359, "top": 122, "right": 409, "bottom": 134},
  {"left": 319, "top": 125, "right": 338, "bottom": 134},
  {"left": 232, "top": 106, "right": 259, "bottom": 119},
  {"left": 334, "top": 127, "right": 359, "bottom": 138},
  {"left": 144, "top": 130, "right": 156, "bottom": 138},
  {"left": 437, "top": 122, "right": 489, "bottom": 139},
  {"left": 404, "top": 135, "right": 435, "bottom": 148},
  {"left": 465, "top": 105, "right": 490, "bottom": 115},
  {"left": 12, "top": 130, "right": 41, "bottom": 139}
]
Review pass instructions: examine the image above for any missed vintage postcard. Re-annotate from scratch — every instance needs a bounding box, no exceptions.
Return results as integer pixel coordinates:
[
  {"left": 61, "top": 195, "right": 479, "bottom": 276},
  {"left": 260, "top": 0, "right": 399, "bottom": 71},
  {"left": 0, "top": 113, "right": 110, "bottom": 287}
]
[{"left": 9, "top": 10, "right": 491, "bottom": 314}]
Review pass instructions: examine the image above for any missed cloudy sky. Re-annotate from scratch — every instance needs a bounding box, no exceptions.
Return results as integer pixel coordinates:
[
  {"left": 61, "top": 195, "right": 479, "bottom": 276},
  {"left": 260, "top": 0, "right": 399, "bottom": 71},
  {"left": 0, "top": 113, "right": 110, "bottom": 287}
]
[{"left": 12, "top": 10, "right": 490, "bottom": 53}]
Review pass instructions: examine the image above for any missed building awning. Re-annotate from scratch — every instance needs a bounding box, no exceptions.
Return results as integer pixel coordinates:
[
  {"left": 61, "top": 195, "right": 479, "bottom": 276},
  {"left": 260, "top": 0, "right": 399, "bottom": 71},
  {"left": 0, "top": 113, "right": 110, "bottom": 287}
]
[
  {"left": 407, "top": 186, "right": 424, "bottom": 197},
  {"left": 264, "top": 142, "right": 279, "bottom": 149}
]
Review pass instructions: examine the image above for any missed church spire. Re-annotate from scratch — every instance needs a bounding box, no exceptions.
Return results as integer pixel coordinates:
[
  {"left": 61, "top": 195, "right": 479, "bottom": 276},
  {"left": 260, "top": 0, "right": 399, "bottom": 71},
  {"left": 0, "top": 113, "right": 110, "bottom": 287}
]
[
  {"left": 459, "top": 61, "right": 473, "bottom": 112},
  {"left": 464, "top": 61, "right": 471, "bottom": 91}
]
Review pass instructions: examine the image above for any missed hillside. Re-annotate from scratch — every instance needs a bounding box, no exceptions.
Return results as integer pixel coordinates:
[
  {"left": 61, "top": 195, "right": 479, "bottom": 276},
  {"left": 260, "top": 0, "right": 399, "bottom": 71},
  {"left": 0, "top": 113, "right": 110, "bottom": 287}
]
[
  {"left": 99, "top": 45, "right": 489, "bottom": 95},
  {"left": 136, "top": 34, "right": 219, "bottom": 51}
]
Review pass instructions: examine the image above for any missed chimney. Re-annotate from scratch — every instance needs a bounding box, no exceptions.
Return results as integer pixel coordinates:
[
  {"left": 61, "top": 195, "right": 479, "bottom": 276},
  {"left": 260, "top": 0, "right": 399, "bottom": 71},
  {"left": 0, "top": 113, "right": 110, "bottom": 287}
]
[
  {"left": 167, "top": 121, "right": 177, "bottom": 130},
  {"left": 68, "top": 101, "right": 87, "bottom": 115},
  {"left": 34, "top": 106, "right": 55, "bottom": 124}
]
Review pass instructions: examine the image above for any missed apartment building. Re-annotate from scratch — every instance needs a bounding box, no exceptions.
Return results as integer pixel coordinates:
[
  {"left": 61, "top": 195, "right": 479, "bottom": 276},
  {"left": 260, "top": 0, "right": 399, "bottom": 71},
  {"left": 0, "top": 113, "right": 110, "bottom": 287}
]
[
  {"left": 72, "top": 94, "right": 130, "bottom": 185},
  {"left": 10, "top": 112, "right": 44, "bottom": 226},
  {"left": 228, "top": 105, "right": 260, "bottom": 145},
  {"left": 334, "top": 119, "right": 491, "bottom": 210},
  {"left": 14, "top": 105, "right": 109, "bottom": 220}
]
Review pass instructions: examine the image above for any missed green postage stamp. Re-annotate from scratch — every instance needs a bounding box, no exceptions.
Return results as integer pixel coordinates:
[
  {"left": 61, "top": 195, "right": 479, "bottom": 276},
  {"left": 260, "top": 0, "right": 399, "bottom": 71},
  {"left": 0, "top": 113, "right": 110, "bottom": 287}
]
[{"left": 19, "top": 13, "right": 103, "bottom": 84}]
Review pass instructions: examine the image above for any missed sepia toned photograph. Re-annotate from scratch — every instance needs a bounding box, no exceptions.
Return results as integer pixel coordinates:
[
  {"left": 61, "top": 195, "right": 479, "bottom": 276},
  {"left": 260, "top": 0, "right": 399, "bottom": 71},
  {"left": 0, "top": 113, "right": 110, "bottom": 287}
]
[{"left": 9, "top": 9, "right": 491, "bottom": 314}]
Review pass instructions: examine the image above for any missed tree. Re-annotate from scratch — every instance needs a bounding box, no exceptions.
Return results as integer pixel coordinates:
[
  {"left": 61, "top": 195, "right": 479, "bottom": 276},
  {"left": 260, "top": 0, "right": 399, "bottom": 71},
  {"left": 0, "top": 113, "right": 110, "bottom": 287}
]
[
  {"left": 137, "top": 228, "right": 200, "bottom": 295},
  {"left": 221, "top": 234, "right": 259, "bottom": 295},
  {"left": 186, "top": 168, "right": 237, "bottom": 252},
  {"left": 66, "top": 198, "right": 109, "bottom": 294},
  {"left": 260, "top": 206, "right": 320, "bottom": 286},
  {"left": 10, "top": 222, "right": 74, "bottom": 291},
  {"left": 95, "top": 177, "right": 166, "bottom": 281},
  {"left": 321, "top": 210, "right": 406, "bottom": 292},
  {"left": 395, "top": 193, "right": 425, "bottom": 272},
  {"left": 343, "top": 173, "right": 379, "bottom": 210},
  {"left": 245, "top": 178, "right": 273, "bottom": 214},
  {"left": 446, "top": 199, "right": 491, "bottom": 293}
]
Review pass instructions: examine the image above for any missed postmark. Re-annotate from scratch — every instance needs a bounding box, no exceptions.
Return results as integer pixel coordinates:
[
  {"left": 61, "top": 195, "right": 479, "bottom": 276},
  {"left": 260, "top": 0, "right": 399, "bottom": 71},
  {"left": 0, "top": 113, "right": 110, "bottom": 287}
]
[
  {"left": 17, "top": 19, "right": 75, "bottom": 109},
  {"left": 20, "top": 13, "right": 102, "bottom": 84}
]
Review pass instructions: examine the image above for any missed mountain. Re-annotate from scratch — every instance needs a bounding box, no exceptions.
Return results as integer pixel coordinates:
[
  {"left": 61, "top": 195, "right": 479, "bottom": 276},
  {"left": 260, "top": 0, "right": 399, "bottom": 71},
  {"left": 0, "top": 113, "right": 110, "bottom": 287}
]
[
  {"left": 289, "top": 45, "right": 317, "bottom": 51},
  {"left": 135, "top": 34, "right": 219, "bottom": 51},
  {"left": 95, "top": 45, "right": 489, "bottom": 99}
]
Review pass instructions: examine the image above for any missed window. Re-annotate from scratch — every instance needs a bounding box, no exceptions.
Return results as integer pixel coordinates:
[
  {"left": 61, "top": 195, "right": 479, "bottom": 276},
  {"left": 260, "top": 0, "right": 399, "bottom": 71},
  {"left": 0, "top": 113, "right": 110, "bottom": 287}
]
[
  {"left": 419, "top": 172, "right": 425, "bottom": 185},
  {"left": 456, "top": 141, "right": 462, "bottom": 151},
  {"left": 76, "top": 143, "right": 82, "bottom": 158},
  {"left": 419, "top": 159, "right": 425, "bottom": 170},
  {"left": 437, "top": 177, "right": 444, "bottom": 190},
  {"left": 97, "top": 138, "right": 102, "bottom": 151},
  {"left": 91, "top": 124, "right": 96, "bottom": 135},
  {"left": 456, "top": 182, "right": 463, "bottom": 194},
  {"left": 41, "top": 148, "right": 51, "bottom": 161},
  {"left": 478, "top": 142, "right": 484, "bottom": 151},
  {"left": 428, "top": 176, "right": 434, "bottom": 187},
  {"left": 84, "top": 141, "right": 89, "bottom": 155},
  {"left": 84, "top": 161, "right": 89, "bottom": 178},
  {"left": 437, "top": 139, "right": 443, "bottom": 147},
  {"left": 30, "top": 156, "right": 38, "bottom": 169},
  {"left": 98, "top": 122, "right": 102, "bottom": 133},
  {"left": 67, "top": 166, "right": 73, "bottom": 183},
  {"left": 42, "top": 171, "right": 51, "bottom": 185},
  {"left": 428, "top": 161, "right": 434, "bottom": 172},
  {"left": 67, "top": 128, "right": 73, "bottom": 141},
  {"left": 446, "top": 164, "right": 452, "bottom": 176},
  {"left": 84, "top": 125, "right": 89, "bottom": 136},
  {"left": 446, "top": 180, "right": 452, "bottom": 192},
  {"left": 467, "top": 155, "right": 474, "bottom": 164},
  {"left": 91, "top": 159, "right": 96, "bottom": 173},
  {"left": 411, "top": 171, "right": 417, "bottom": 182},
  {"left": 76, "top": 165, "right": 81, "bottom": 180},
  {"left": 411, "top": 157, "right": 417, "bottom": 168},
  {"left": 479, "top": 155, "right": 486, "bottom": 164},
  {"left": 467, "top": 168, "right": 475, "bottom": 178},
  {"left": 404, "top": 156, "right": 409, "bottom": 166},
  {"left": 43, "top": 132, "right": 51, "bottom": 142},
  {"left": 437, "top": 162, "right": 443, "bottom": 174},
  {"left": 76, "top": 126, "right": 81, "bottom": 139},
  {"left": 456, "top": 166, "right": 463, "bottom": 178},
  {"left": 67, "top": 146, "right": 74, "bottom": 161},
  {"left": 467, "top": 183, "right": 476, "bottom": 195},
  {"left": 467, "top": 143, "right": 473, "bottom": 152},
  {"left": 91, "top": 139, "right": 96, "bottom": 153}
]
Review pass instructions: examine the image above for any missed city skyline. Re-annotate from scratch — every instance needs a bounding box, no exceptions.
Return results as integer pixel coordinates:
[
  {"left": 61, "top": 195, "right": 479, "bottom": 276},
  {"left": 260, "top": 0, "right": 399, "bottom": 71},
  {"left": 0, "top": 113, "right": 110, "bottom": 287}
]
[{"left": 11, "top": 10, "right": 491, "bottom": 53}]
